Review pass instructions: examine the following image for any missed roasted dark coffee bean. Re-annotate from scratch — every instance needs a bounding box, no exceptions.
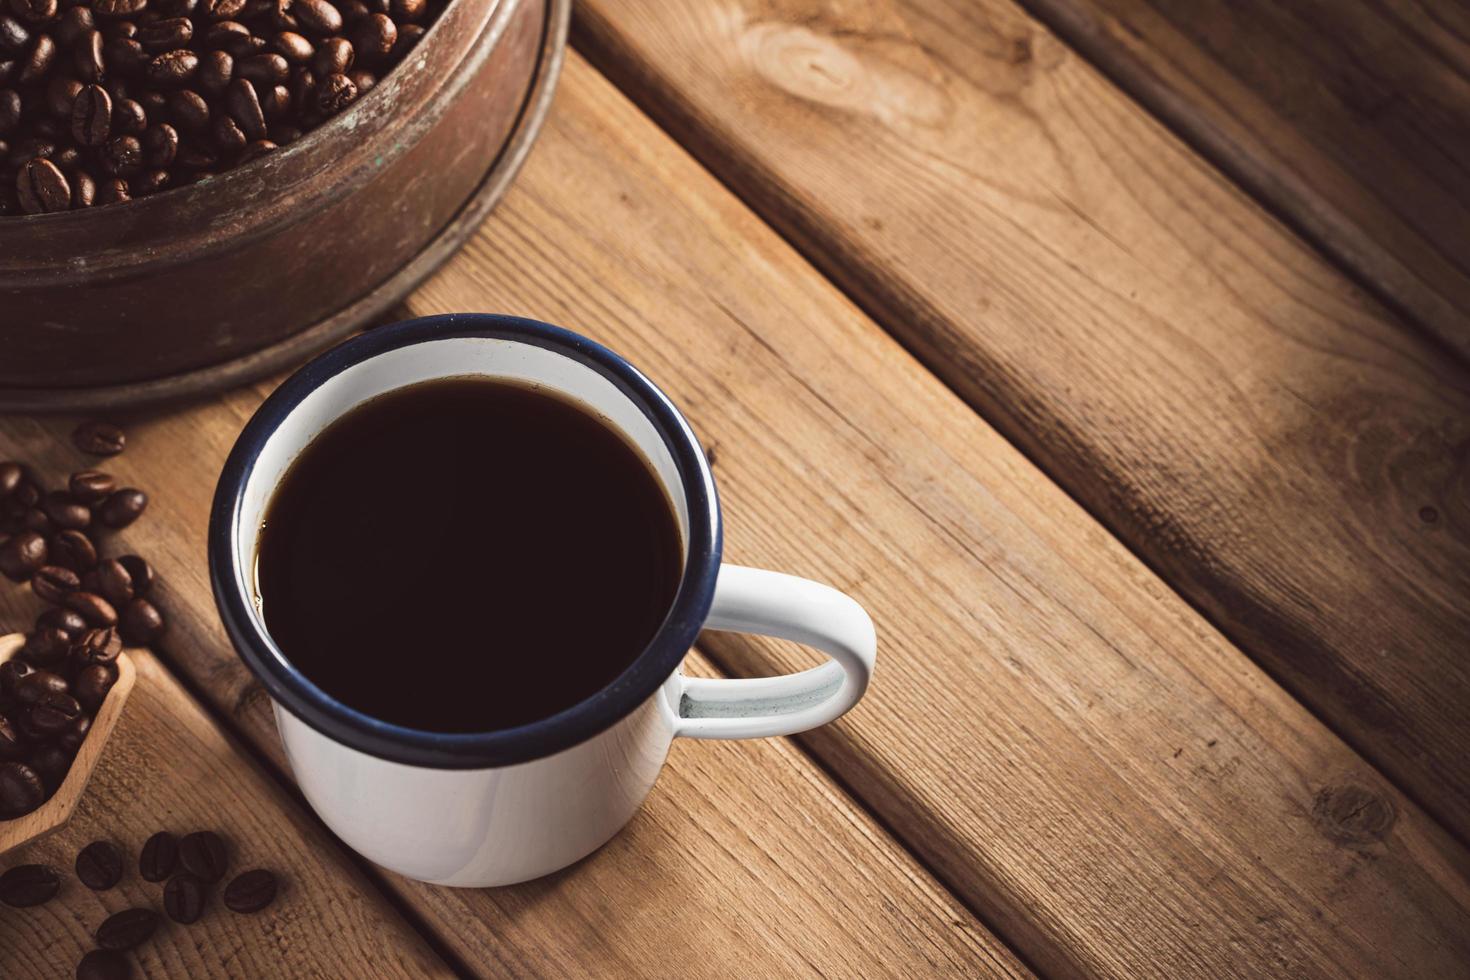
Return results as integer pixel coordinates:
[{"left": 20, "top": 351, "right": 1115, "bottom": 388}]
[
  {"left": 22, "top": 624, "right": 70, "bottom": 664},
  {"left": 202, "top": 0, "right": 246, "bottom": 18},
  {"left": 39, "top": 604, "right": 88, "bottom": 635},
  {"left": 50, "top": 528, "right": 99, "bottom": 571},
  {"left": 173, "top": 142, "right": 214, "bottom": 168},
  {"left": 96, "top": 907, "right": 160, "bottom": 950},
  {"left": 17, "top": 30, "right": 55, "bottom": 83},
  {"left": 73, "top": 420, "right": 125, "bottom": 455},
  {"left": 179, "top": 829, "right": 228, "bottom": 881},
  {"left": 103, "top": 35, "right": 145, "bottom": 74},
  {"left": 28, "top": 690, "right": 83, "bottom": 734},
  {"left": 98, "top": 487, "right": 146, "bottom": 527},
  {"left": 93, "top": 0, "right": 148, "bottom": 16},
  {"left": 73, "top": 625, "right": 123, "bottom": 665},
  {"left": 349, "top": 10, "right": 390, "bottom": 58},
  {"left": 69, "top": 469, "right": 117, "bottom": 504},
  {"left": 57, "top": 710, "right": 90, "bottom": 750},
  {"left": 146, "top": 46, "right": 196, "bottom": 85},
  {"left": 314, "top": 70, "right": 355, "bottom": 115},
  {"left": 346, "top": 67, "right": 372, "bottom": 94},
  {"left": 223, "top": 868, "right": 277, "bottom": 913},
  {"left": 76, "top": 840, "right": 124, "bottom": 890},
  {"left": 310, "top": 34, "right": 350, "bottom": 75},
  {"left": 94, "top": 558, "right": 134, "bottom": 603},
  {"left": 0, "top": 658, "right": 35, "bottom": 696},
  {"left": 64, "top": 590, "right": 118, "bottom": 626},
  {"left": 270, "top": 29, "right": 311, "bottom": 63},
  {"left": 163, "top": 870, "right": 207, "bottom": 922},
  {"left": 388, "top": 20, "right": 421, "bottom": 59},
  {"left": 168, "top": 87, "right": 208, "bottom": 128},
  {"left": 196, "top": 47, "right": 230, "bottom": 92},
  {"left": 117, "top": 554, "right": 153, "bottom": 594},
  {"left": 225, "top": 75, "right": 263, "bottom": 138},
  {"left": 202, "top": 17, "right": 245, "bottom": 45},
  {"left": 100, "top": 132, "right": 142, "bottom": 173},
  {"left": 42, "top": 490, "right": 92, "bottom": 529},
  {"left": 10, "top": 0, "right": 57, "bottom": 24},
  {"left": 259, "top": 82, "right": 288, "bottom": 117},
  {"left": 70, "top": 83, "right": 111, "bottom": 145},
  {"left": 14, "top": 666, "right": 67, "bottom": 702},
  {"left": 54, "top": 3, "right": 92, "bottom": 44},
  {"left": 74, "top": 662, "right": 117, "bottom": 709},
  {"left": 236, "top": 136, "right": 274, "bottom": 162},
  {"left": 0, "top": 761, "right": 44, "bottom": 817},
  {"left": 225, "top": 30, "right": 264, "bottom": 56},
  {"left": 52, "top": 142, "right": 82, "bottom": 171},
  {"left": 0, "top": 528, "right": 46, "bottom": 580},
  {"left": 139, "top": 830, "right": 178, "bottom": 881},
  {"left": 72, "top": 24, "right": 103, "bottom": 78},
  {"left": 338, "top": 0, "right": 367, "bottom": 23},
  {"left": 16, "top": 155, "right": 70, "bottom": 212},
  {"left": 132, "top": 166, "right": 168, "bottom": 193},
  {"left": 15, "top": 506, "right": 50, "bottom": 533},
  {"left": 32, "top": 563, "right": 81, "bottom": 602},
  {"left": 77, "top": 949, "right": 131, "bottom": 980},
  {"left": 238, "top": 50, "right": 286, "bottom": 85},
  {"left": 136, "top": 13, "right": 189, "bottom": 49},
  {"left": 70, "top": 166, "right": 95, "bottom": 201},
  {"left": 288, "top": 65, "right": 313, "bottom": 112},
  {"left": 111, "top": 96, "right": 145, "bottom": 133},
  {"left": 141, "top": 120, "right": 176, "bottom": 165},
  {"left": 0, "top": 14, "right": 28, "bottom": 50},
  {"left": 0, "top": 459, "right": 22, "bottom": 495},
  {"left": 0, "top": 712, "right": 23, "bottom": 758},
  {"left": 119, "top": 596, "right": 163, "bottom": 643},
  {"left": 294, "top": 0, "right": 340, "bottom": 34},
  {"left": 47, "top": 74, "right": 82, "bottom": 116},
  {"left": 0, "top": 86, "right": 18, "bottom": 135},
  {"left": 0, "top": 862, "right": 58, "bottom": 905}
]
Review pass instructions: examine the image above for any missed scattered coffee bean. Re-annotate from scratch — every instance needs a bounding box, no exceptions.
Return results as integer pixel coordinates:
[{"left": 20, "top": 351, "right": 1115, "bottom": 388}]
[
  {"left": 0, "top": 529, "right": 46, "bottom": 580},
  {"left": 0, "top": 460, "right": 22, "bottom": 495},
  {"left": 77, "top": 949, "right": 132, "bottom": 980},
  {"left": 118, "top": 596, "right": 163, "bottom": 643},
  {"left": 223, "top": 868, "right": 277, "bottom": 913},
  {"left": 98, "top": 488, "right": 146, "bottom": 528},
  {"left": 69, "top": 470, "right": 117, "bottom": 504},
  {"left": 0, "top": 761, "right": 45, "bottom": 816},
  {"left": 76, "top": 839, "right": 124, "bottom": 890},
  {"left": 95, "top": 558, "right": 134, "bottom": 604},
  {"left": 179, "top": 829, "right": 228, "bottom": 881},
  {"left": 163, "top": 869, "right": 207, "bottom": 922},
  {"left": 116, "top": 555, "right": 152, "bottom": 594},
  {"left": 38, "top": 605, "right": 88, "bottom": 636},
  {"left": 0, "top": 862, "right": 59, "bottom": 906},
  {"left": 72, "top": 422, "right": 125, "bottom": 456},
  {"left": 64, "top": 590, "right": 117, "bottom": 626},
  {"left": 42, "top": 490, "right": 92, "bottom": 529},
  {"left": 139, "top": 830, "right": 177, "bottom": 881},
  {"left": 51, "top": 528, "right": 99, "bottom": 571},
  {"left": 95, "top": 907, "right": 160, "bottom": 950},
  {"left": 32, "top": 564, "right": 80, "bottom": 602}
]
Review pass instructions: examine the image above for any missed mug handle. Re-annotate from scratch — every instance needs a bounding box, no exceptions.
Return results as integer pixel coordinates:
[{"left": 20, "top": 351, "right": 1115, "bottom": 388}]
[{"left": 675, "top": 564, "right": 876, "bottom": 739}]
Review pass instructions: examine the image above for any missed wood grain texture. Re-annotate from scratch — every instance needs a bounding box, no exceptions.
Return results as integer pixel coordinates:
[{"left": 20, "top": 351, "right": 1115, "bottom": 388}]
[
  {"left": 571, "top": 0, "right": 1470, "bottom": 843},
  {"left": 1017, "top": 0, "right": 1470, "bottom": 361},
  {"left": 0, "top": 647, "right": 452, "bottom": 979},
  {"left": 0, "top": 638, "right": 136, "bottom": 857}
]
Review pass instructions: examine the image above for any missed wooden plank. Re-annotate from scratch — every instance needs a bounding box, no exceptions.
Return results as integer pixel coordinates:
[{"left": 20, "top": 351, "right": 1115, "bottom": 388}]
[
  {"left": 0, "top": 639, "right": 454, "bottom": 979},
  {"left": 1018, "top": 0, "right": 1470, "bottom": 361},
  {"left": 571, "top": 0, "right": 1470, "bottom": 843}
]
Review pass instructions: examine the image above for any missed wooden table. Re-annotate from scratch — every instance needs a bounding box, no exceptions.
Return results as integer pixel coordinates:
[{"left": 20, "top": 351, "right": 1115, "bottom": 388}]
[{"left": 3, "top": 0, "right": 1469, "bottom": 976}]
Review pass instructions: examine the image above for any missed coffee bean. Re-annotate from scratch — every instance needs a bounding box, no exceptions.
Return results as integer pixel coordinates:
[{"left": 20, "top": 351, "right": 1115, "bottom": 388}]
[
  {"left": 0, "top": 658, "right": 34, "bottom": 696},
  {"left": 294, "top": 0, "right": 339, "bottom": 34},
  {"left": 111, "top": 96, "right": 144, "bottom": 134},
  {"left": 27, "top": 690, "right": 82, "bottom": 734},
  {"left": 0, "top": 712, "right": 23, "bottom": 758},
  {"left": 314, "top": 70, "right": 354, "bottom": 115},
  {"left": 93, "top": 0, "right": 147, "bottom": 16},
  {"left": 269, "top": 29, "right": 310, "bottom": 63},
  {"left": 95, "top": 174, "right": 129, "bottom": 204},
  {"left": 42, "top": 490, "right": 92, "bottom": 529},
  {"left": 16, "top": 155, "right": 70, "bottom": 212},
  {"left": 0, "top": 761, "right": 45, "bottom": 817},
  {"left": 0, "top": 862, "right": 59, "bottom": 905},
  {"left": 146, "top": 46, "right": 195, "bottom": 84},
  {"left": 118, "top": 596, "right": 163, "bottom": 643},
  {"left": 0, "top": 528, "right": 46, "bottom": 580},
  {"left": 76, "top": 840, "right": 124, "bottom": 890},
  {"left": 0, "top": 459, "right": 22, "bottom": 495},
  {"left": 163, "top": 870, "right": 207, "bottom": 922},
  {"left": 266, "top": 120, "right": 298, "bottom": 144},
  {"left": 99, "top": 132, "right": 142, "bottom": 174},
  {"left": 69, "top": 469, "right": 117, "bottom": 504},
  {"left": 23, "top": 624, "right": 70, "bottom": 664},
  {"left": 96, "top": 907, "right": 160, "bottom": 950},
  {"left": 168, "top": 87, "right": 208, "bottom": 129},
  {"left": 116, "top": 555, "right": 152, "bottom": 593},
  {"left": 259, "top": 82, "right": 288, "bottom": 117},
  {"left": 0, "top": 86, "right": 19, "bottom": 134},
  {"left": 132, "top": 166, "right": 168, "bottom": 193},
  {"left": 38, "top": 604, "right": 88, "bottom": 635},
  {"left": 77, "top": 949, "right": 132, "bottom": 980},
  {"left": 98, "top": 487, "right": 146, "bottom": 527},
  {"left": 73, "top": 624, "right": 123, "bottom": 664},
  {"left": 73, "top": 421, "right": 125, "bottom": 456},
  {"left": 203, "top": 18, "right": 247, "bottom": 48},
  {"left": 70, "top": 82, "right": 110, "bottom": 145},
  {"left": 57, "top": 710, "right": 90, "bottom": 750},
  {"left": 141, "top": 833, "right": 182, "bottom": 883},
  {"left": 54, "top": 4, "right": 93, "bottom": 45},
  {"left": 388, "top": 20, "right": 420, "bottom": 59},
  {"left": 202, "top": 0, "right": 246, "bottom": 18},
  {"left": 51, "top": 529, "right": 99, "bottom": 572},
  {"left": 65, "top": 590, "right": 118, "bottom": 626},
  {"left": 14, "top": 666, "right": 67, "bottom": 702},
  {"left": 102, "top": 19, "right": 135, "bottom": 41},
  {"left": 179, "top": 829, "right": 228, "bottom": 881},
  {"left": 223, "top": 868, "right": 277, "bottom": 912},
  {"left": 196, "top": 46, "right": 230, "bottom": 92},
  {"left": 310, "top": 34, "right": 350, "bottom": 75},
  {"left": 32, "top": 564, "right": 81, "bottom": 602},
  {"left": 236, "top": 136, "right": 274, "bottom": 162},
  {"left": 225, "top": 75, "right": 264, "bottom": 138},
  {"left": 136, "top": 13, "right": 189, "bottom": 49},
  {"left": 141, "top": 121, "right": 175, "bottom": 166},
  {"left": 346, "top": 67, "right": 372, "bottom": 94},
  {"left": 0, "top": 14, "right": 28, "bottom": 49},
  {"left": 91, "top": 559, "right": 132, "bottom": 604},
  {"left": 17, "top": 30, "right": 55, "bottom": 84},
  {"left": 74, "top": 661, "right": 117, "bottom": 709},
  {"left": 10, "top": 0, "right": 58, "bottom": 24}
]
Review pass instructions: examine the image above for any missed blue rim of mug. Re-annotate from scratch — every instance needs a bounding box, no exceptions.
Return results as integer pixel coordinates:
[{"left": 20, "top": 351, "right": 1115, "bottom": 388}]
[{"left": 208, "top": 314, "right": 723, "bottom": 769}]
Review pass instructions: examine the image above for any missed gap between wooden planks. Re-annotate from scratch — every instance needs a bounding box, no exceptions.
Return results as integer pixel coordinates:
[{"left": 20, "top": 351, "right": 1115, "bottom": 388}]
[
  {"left": 1015, "top": 0, "right": 1470, "bottom": 363},
  {"left": 1, "top": 49, "right": 1467, "bottom": 979},
  {"left": 571, "top": 0, "right": 1470, "bottom": 848},
  {"left": 0, "top": 636, "right": 455, "bottom": 979}
]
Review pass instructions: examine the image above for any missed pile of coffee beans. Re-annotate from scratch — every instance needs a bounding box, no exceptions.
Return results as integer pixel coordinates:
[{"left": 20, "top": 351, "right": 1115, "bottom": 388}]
[
  {"left": 0, "top": 828, "right": 280, "bottom": 978},
  {"left": 0, "top": 421, "right": 166, "bottom": 819},
  {"left": 0, "top": 0, "right": 441, "bottom": 215}
]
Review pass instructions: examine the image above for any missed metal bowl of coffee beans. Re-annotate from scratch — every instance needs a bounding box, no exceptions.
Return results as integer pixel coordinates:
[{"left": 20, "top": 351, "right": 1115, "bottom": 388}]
[{"left": 0, "top": 0, "right": 566, "bottom": 410}]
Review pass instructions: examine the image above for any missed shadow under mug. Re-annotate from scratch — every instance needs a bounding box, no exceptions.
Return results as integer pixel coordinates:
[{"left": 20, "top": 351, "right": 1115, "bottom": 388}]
[{"left": 208, "top": 314, "right": 877, "bottom": 886}]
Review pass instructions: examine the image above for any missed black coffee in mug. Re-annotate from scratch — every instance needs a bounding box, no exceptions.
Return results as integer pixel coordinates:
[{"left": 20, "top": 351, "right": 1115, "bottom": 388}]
[{"left": 255, "top": 377, "right": 684, "bottom": 733}]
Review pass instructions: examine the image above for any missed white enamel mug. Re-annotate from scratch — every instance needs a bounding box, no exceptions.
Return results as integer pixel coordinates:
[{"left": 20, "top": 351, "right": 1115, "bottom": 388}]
[{"left": 209, "top": 314, "right": 876, "bottom": 887}]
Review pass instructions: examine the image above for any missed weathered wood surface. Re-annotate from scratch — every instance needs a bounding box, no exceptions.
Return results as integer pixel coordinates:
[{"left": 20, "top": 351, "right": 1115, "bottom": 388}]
[
  {"left": 0, "top": 643, "right": 454, "bottom": 979},
  {"left": 572, "top": 0, "right": 1470, "bottom": 844},
  {"left": 1021, "top": 0, "right": 1470, "bottom": 360}
]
